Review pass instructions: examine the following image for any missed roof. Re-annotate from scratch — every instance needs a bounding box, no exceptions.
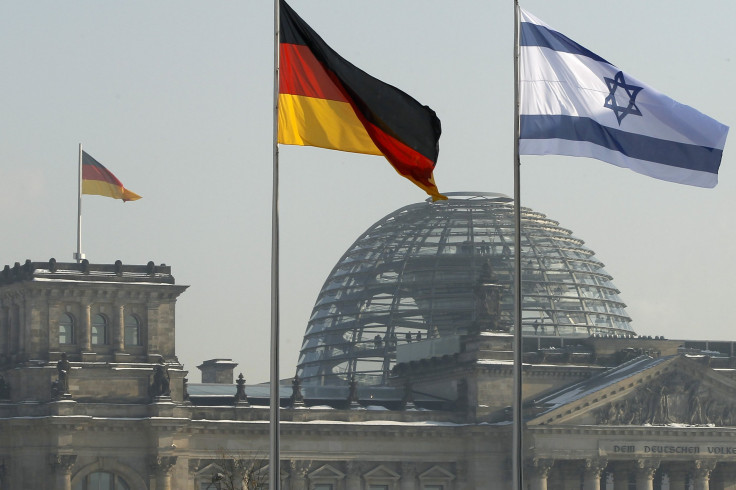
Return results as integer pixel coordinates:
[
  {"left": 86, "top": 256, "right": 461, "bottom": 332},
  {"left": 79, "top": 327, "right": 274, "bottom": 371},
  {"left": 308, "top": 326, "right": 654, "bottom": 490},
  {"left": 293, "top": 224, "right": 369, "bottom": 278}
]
[
  {"left": 529, "top": 355, "right": 673, "bottom": 415},
  {"left": 186, "top": 383, "right": 448, "bottom": 410},
  {"left": 0, "top": 259, "right": 177, "bottom": 285}
]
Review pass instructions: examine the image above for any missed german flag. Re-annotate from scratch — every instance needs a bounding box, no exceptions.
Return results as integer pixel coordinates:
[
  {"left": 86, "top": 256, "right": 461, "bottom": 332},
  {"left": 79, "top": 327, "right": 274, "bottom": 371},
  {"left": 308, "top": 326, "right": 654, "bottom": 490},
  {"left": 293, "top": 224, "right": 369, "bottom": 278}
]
[
  {"left": 82, "top": 151, "right": 141, "bottom": 202},
  {"left": 278, "top": 0, "right": 445, "bottom": 200}
]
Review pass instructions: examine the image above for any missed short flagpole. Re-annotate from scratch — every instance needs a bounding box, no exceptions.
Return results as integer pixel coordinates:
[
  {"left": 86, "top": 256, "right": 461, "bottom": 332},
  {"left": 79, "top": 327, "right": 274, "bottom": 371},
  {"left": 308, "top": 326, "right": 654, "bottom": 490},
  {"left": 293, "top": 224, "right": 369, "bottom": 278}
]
[
  {"left": 75, "top": 143, "right": 84, "bottom": 264},
  {"left": 270, "top": 0, "right": 281, "bottom": 489},
  {"left": 512, "top": 2, "right": 524, "bottom": 490}
]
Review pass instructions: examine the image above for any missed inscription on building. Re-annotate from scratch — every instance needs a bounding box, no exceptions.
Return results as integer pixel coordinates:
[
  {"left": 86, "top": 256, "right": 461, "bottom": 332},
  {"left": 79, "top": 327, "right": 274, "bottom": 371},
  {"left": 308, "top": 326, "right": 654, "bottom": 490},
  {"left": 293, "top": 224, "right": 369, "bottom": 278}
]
[{"left": 602, "top": 442, "right": 736, "bottom": 457}]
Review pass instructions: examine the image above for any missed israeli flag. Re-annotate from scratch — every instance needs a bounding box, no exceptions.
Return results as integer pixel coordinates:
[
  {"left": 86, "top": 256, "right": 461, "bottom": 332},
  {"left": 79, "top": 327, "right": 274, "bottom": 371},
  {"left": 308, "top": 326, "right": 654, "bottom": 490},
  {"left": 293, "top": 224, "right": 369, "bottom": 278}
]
[{"left": 519, "top": 8, "right": 728, "bottom": 188}]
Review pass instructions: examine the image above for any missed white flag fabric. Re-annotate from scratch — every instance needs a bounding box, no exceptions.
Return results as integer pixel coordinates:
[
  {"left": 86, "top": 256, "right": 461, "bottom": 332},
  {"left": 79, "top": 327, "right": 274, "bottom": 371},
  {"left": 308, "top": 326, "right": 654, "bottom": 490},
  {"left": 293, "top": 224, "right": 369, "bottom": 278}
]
[{"left": 518, "top": 8, "right": 728, "bottom": 188}]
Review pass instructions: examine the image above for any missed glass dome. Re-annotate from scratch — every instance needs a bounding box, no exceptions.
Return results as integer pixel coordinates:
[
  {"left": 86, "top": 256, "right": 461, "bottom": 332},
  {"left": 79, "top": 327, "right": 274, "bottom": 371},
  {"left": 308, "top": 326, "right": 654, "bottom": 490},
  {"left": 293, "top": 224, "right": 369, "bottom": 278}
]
[{"left": 297, "top": 192, "right": 634, "bottom": 386}]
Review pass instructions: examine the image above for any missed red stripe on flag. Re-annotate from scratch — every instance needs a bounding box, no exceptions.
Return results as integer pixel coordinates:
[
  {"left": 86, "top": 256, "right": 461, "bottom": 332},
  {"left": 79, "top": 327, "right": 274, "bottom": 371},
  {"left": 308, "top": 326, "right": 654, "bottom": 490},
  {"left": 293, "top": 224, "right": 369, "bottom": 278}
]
[
  {"left": 280, "top": 43, "right": 348, "bottom": 102},
  {"left": 364, "top": 119, "right": 441, "bottom": 195},
  {"left": 82, "top": 162, "right": 124, "bottom": 187}
]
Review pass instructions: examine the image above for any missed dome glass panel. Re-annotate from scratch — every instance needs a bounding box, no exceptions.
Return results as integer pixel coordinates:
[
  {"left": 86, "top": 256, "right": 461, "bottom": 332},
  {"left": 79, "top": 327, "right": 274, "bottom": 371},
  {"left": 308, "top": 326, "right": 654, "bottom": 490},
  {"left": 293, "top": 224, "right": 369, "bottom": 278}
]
[{"left": 297, "top": 192, "right": 634, "bottom": 386}]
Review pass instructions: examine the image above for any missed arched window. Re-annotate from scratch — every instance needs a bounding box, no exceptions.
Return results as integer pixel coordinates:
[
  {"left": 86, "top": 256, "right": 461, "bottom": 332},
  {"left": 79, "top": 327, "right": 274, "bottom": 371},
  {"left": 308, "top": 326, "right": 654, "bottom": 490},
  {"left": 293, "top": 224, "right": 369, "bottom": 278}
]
[
  {"left": 59, "top": 313, "right": 75, "bottom": 345},
  {"left": 73, "top": 471, "right": 130, "bottom": 490},
  {"left": 91, "top": 314, "right": 107, "bottom": 345},
  {"left": 124, "top": 314, "right": 140, "bottom": 346}
]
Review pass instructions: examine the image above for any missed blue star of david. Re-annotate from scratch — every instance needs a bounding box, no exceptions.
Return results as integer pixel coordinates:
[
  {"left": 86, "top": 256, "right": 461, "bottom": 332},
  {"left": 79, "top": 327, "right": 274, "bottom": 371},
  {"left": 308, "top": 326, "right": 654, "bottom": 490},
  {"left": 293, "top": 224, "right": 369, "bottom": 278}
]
[{"left": 603, "top": 71, "right": 643, "bottom": 125}]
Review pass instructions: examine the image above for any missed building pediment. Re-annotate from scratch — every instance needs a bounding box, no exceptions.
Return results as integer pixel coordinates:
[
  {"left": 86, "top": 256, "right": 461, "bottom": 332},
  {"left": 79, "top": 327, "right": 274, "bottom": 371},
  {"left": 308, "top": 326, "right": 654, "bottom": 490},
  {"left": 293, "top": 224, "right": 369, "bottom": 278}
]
[{"left": 528, "top": 355, "right": 736, "bottom": 427}]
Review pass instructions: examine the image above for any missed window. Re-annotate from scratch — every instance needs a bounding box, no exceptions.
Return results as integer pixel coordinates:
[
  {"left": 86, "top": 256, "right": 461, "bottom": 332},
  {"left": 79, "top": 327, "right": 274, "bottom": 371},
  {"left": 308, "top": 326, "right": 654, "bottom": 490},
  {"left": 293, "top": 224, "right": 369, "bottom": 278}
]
[
  {"left": 313, "top": 486, "right": 333, "bottom": 490},
  {"left": 91, "top": 314, "right": 108, "bottom": 345},
  {"left": 124, "top": 314, "right": 140, "bottom": 346},
  {"left": 369, "top": 486, "right": 389, "bottom": 490},
  {"left": 423, "top": 486, "right": 444, "bottom": 490},
  {"left": 59, "top": 313, "right": 75, "bottom": 345},
  {"left": 73, "top": 471, "right": 130, "bottom": 490}
]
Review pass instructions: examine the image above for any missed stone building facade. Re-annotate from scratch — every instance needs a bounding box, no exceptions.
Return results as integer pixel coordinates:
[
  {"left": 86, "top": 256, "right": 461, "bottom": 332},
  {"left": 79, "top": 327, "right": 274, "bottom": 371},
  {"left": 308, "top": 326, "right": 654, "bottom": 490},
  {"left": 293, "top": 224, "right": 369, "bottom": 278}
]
[{"left": 2, "top": 260, "right": 736, "bottom": 489}]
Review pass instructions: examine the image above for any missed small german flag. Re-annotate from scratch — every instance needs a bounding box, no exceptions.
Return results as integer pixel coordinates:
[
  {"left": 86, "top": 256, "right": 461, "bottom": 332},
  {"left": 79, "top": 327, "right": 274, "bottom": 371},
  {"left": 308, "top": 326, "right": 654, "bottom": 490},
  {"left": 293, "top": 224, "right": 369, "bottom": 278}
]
[
  {"left": 82, "top": 151, "right": 141, "bottom": 202},
  {"left": 278, "top": 0, "right": 445, "bottom": 200}
]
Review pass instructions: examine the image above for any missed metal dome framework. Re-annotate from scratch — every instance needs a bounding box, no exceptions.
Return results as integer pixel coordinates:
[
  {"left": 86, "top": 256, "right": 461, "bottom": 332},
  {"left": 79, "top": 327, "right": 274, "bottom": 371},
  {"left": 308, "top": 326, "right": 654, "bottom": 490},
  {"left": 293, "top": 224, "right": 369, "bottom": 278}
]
[{"left": 297, "top": 192, "right": 634, "bottom": 386}]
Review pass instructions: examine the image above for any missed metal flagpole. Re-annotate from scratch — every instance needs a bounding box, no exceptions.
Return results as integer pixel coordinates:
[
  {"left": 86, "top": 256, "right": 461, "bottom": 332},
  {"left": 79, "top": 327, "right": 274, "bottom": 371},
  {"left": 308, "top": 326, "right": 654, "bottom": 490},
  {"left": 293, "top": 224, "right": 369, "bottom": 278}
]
[
  {"left": 512, "top": 2, "right": 524, "bottom": 490},
  {"left": 269, "top": 0, "right": 281, "bottom": 488},
  {"left": 75, "top": 143, "right": 84, "bottom": 264}
]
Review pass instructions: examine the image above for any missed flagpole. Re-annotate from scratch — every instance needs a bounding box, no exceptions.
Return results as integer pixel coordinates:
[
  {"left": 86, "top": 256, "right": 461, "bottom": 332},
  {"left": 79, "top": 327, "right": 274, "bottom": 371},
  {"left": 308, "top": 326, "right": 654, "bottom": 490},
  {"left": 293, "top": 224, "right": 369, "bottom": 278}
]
[
  {"left": 75, "top": 143, "right": 84, "bottom": 264},
  {"left": 512, "top": 2, "right": 524, "bottom": 490},
  {"left": 270, "top": 0, "right": 281, "bottom": 488}
]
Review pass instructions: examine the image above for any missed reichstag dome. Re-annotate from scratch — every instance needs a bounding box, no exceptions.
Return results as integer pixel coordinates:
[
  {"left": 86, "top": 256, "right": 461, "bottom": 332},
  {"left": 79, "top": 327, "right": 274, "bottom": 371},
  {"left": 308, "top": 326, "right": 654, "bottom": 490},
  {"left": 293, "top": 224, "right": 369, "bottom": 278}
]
[{"left": 297, "top": 192, "right": 635, "bottom": 386}]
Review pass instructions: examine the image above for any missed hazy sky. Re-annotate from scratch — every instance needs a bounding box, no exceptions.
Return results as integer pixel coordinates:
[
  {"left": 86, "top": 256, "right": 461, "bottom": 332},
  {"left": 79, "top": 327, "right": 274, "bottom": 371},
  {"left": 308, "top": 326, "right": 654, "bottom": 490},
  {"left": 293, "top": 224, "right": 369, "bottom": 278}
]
[{"left": 1, "top": 0, "right": 734, "bottom": 384}]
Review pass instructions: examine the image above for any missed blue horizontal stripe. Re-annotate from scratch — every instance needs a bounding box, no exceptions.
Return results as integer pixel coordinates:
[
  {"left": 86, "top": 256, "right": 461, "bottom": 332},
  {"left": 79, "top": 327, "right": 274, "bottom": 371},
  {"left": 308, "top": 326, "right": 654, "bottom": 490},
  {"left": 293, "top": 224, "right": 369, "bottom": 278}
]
[
  {"left": 520, "top": 22, "right": 610, "bottom": 65},
  {"left": 520, "top": 114, "right": 722, "bottom": 174}
]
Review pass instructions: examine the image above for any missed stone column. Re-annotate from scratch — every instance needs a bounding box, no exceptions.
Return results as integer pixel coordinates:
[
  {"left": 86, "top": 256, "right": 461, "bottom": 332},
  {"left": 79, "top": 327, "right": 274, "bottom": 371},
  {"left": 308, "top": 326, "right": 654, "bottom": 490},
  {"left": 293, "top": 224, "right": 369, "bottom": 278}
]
[
  {"left": 150, "top": 456, "right": 177, "bottom": 490},
  {"left": 230, "top": 460, "right": 249, "bottom": 490},
  {"left": 635, "top": 459, "right": 660, "bottom": 490},
  {"left": 582, "top": 458, "right": 607, "bottom": 490},
  {"left": 693, "top": 460, "right": 716, "bottom": 490},
  {"left": 81, "top": 303, "right": 92, "bottom": 352},
  {"left": 400, "top": 462, "right": 417, "bottom": 490},
  {"left": 48, "top": 302, "right": 61, "bottom": 350},
  {"left": 50, "top": 454, "right": 77, "bottom": 490},
  {"left": 114, "top": 303, "right": 125, "bottom": 352},
  {"left": 525, "top": 458, "right": 554, "bottom": 490},
  {"left": 345, "top": 461, "right": 363, "bottom": 490},
  {"left": 146, "top": 303, "right": 160, "bottom": 358},
  {"left": 7, "top": 304, "right": 17, "bottom": 356},
  {"left": 16, "top": 299, "right": 25, "bottom": 356},
  {"left": 0, "top": 305, "right": 8, "bottom": 358},
  {"left": 187, "top": 459, "right": 200, "bottom": 489},
  {"left": 289, "top": 461, "right": 308, "bottom": 490}
]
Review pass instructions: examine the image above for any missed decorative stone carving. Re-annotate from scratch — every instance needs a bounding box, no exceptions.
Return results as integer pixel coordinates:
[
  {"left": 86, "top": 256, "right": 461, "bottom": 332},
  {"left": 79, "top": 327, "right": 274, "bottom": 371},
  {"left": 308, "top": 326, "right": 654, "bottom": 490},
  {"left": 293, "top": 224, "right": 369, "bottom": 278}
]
[
  {"left": 635, "top": 459, "right": 660, "bottom": 481},
  {"left": 401, "top": 382, "right": 415, "bottom": 410},
  {"left": 188, "top": 458, "right": 201, "bottom": 477},
  {"left": 149, "top": 357, "right": 171, "bottom": 399},
  {"left": 347, "top": 376, "right": 360, "bottom": 408},
  {"left": 150, "top": 455, "right": 177, "bottom": 474},
  {"left": 692, "top": 459, "right": 717, "bottom": 480},
  {"left": 583, "top": 458, "right": 608, "bottom": 477},
  {"left": 290, "top": 460, "right": 311, "bottom": 479},
  {"left": 290, "top": 374, "right": 304, "bottom": 408},
  {"left": 474, "top": 260, "right": 508, "bottom": 332},
  {"left": 289, "top": 461, "right": 310, "bottom": 490},
  {"left": 51, "top": 353, "right": 72, "bottom": 400},
  {"left": 595, "top": 370, "right": 736, "bottom": 426},
  {"left": 50, "top": 454, "right": 77, "bottom": 474},
  {"left": 235, "top": 373, "right": 250, "bottom": 406},
  {"left": 183, "top": 377, "right": 190, "bottom": 402},
  {"left": 525, "top": 458, "right": 554, "bottom": 479}
]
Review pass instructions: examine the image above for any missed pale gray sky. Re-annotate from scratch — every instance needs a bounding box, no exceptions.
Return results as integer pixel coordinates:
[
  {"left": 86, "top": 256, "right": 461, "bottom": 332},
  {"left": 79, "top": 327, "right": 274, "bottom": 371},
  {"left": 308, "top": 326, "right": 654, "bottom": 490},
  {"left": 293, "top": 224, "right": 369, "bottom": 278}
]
[{"left": 1, "top": 0, "right": 734, "bottom": 383}]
